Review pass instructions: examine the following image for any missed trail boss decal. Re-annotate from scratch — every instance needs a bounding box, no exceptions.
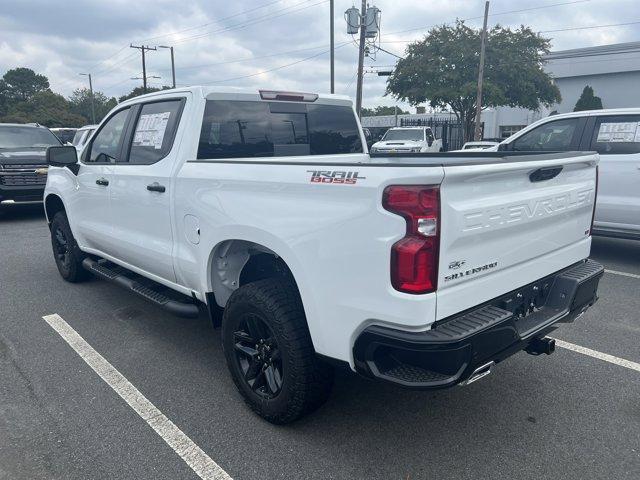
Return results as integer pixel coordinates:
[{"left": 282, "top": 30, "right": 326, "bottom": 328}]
[
  {"left": 444, "top": 261, "right": 498, "bottom": 282},
  {"left": 307, "top": 170, "right": 366, "bottom": 184}
]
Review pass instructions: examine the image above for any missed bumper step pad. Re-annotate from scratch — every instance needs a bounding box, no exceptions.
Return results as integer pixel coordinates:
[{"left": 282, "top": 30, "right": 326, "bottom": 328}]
[{"left": 354, "top": 260, "right": 604, "bottom": 389}]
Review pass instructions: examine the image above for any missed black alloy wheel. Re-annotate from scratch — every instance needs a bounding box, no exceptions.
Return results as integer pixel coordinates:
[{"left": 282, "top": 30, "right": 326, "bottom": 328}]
[
  {"left": 53, "top": 226, "right": 71, "bottom": 270},
  {"left": 233, "top": 313, "right": 284, "bottom": 399}
]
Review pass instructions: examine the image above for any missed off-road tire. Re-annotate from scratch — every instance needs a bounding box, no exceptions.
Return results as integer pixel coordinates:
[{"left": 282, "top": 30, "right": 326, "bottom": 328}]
[
  {"left": 50, "top": 212, "right": 90, "bottom": 282},
  {"left": 222, "top": 278, "right": 334, "bottom": 424}
]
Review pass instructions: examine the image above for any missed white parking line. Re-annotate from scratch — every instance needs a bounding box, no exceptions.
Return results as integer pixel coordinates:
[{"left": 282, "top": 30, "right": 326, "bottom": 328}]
[
  {"left": 42, "top": 314, "right": 232, "bottom": 480},
  {"left": 605, "top": 269, "right": 640, "bottom": 280},
  {"left": 554, "top": 338, "right": 640, "bottom": 373}
]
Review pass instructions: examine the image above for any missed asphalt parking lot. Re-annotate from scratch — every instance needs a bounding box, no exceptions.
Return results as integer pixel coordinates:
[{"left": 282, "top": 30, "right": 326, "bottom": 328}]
[{"left": 1, "top": 203, "right": 639, "bottom": 480}]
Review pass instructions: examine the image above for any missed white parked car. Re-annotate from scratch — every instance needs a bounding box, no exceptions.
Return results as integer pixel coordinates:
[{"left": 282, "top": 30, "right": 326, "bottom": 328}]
[
  {"left": 370, "top": 126, "right": 443, "bottom": 153},
  {"left": 44, "top": 87, "right": 603, "bottom": 423},
  {"left": 71, "top": 124, "right": 97, "bottom": 154},
  {"left": 497, "top": 109, "right": 640, "bottom": 240}
]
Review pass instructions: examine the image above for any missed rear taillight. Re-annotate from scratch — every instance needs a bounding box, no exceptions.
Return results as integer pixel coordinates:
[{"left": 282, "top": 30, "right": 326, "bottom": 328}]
[
  {"left": 590, "top": 165, "right": 599, "bottom": 235},
  {"left": 383, "top": 185, "right": 440, "bottom": 294}
]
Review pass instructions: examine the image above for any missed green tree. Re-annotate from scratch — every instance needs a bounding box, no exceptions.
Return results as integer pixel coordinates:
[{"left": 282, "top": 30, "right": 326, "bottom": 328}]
[
  {"left": 361, "top": 105, "right": 409, "bottom": 116},
  {"left": 118, "top": 85, "right": 171, "bottom": 103},
  {"left": 386, "top": 21, "right": 561, "bottom": 141},
  {"left": 68, "top": 88, "right": 117, "bottom": 124},
  {"left": 2, "top": 90, "right": 86, "bottom": 127},
  {"left": 2, "top": 67, "right": 50, "bottom": 102},
  {"left": 573, "top": 85, "right": 603, "bottom": 111}
]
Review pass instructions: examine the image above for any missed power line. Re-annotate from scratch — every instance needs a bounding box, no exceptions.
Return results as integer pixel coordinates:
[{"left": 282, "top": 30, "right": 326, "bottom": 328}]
[
  {"left": 153, "top": 42, "right": 350, "bottom": 72},
  {"left": 172, "top": 0, "right": 328, "bottom": 45},
  {"left": 136, "top": 0, "right": 300, "bottom": 44},
  {"left": 381, "top": 20, "right": 640, "bottom": 46},
  {"left": 385, "top": 0, "right": 591, "bottom": 36},
  {"left": 541, "top": 20, "right": 640, "bottom": 33},
  {"left": 200, "top": 43, "right": 347, "bottom": 85}
]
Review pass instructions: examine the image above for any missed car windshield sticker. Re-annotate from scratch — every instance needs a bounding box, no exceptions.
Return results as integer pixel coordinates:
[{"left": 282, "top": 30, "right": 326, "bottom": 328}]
[
  {"left": 133, "top": 112, "right": 171, "bottom": 149},
  {"left": 596, "top": 122, "right": 640, "bottom": 143}
]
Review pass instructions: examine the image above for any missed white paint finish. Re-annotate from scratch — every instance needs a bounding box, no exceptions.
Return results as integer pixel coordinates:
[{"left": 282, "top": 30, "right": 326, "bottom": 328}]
[
  {"left": 554, "top": 338, "right": 640, "bottom": 373},
  {"left": 42, "top": 314, "right": 232, "bottom": 480},
  {"left": 436, "top": 153, "right": 597, "bottom": 320},
  {"left": 605, "top": 269, "right": 640, "bottom": 280},
  {"left": 44, "top": 86, "right": 598, "bottom": 365},
  {"left": 174, "top": 159, "right": 444, "bottom": 364}
]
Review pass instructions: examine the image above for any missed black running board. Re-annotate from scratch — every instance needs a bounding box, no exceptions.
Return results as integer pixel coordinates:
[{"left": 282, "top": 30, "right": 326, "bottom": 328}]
[{"left": 82, "top": 258, "right": 200, "bottom": 318}]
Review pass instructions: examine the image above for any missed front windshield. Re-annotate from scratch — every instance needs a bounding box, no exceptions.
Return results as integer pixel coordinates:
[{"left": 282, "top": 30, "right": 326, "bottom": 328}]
[
  {"left": 382, "top": 129, "right": 424, "bottom": 141},
  {"left": 0, "top": 126, "right": 61, "bottom": 149}
]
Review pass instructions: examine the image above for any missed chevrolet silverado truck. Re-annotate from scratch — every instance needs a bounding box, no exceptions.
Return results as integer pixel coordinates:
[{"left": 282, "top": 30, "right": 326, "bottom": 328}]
[
  {"left": 43, "top": 87, "right": 604, "bottom": 424},
  {"left": 0, "top": 123, "right": 61, "bottom": 208},
  {"left": 370, "top": 126, "right": 443, "bottom": 153}
]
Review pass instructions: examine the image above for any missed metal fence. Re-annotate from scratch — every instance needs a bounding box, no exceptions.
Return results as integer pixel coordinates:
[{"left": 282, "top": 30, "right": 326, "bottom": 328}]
[{"left": 400, "top": 117, "right": 465, "bottom": 151}]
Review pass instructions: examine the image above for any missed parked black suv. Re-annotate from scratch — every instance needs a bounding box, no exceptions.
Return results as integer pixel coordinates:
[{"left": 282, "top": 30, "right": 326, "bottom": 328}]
[{"left": 0, "top": 123, "right": 61, "bottom": 205}]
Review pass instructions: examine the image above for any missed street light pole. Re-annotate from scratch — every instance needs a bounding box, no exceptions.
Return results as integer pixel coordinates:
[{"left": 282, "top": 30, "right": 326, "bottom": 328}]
[
  {"left": 355, "top": 0, "right": 367, "bottom": 117},
  {"left": 158, "top": 45, "right": 176, "bottom": 88},
  {"left": 79, "top": 73, "right": 95, "bottom": 124},
  {"left": 330, "top": 0, "right": 335, "bottom": 93}
]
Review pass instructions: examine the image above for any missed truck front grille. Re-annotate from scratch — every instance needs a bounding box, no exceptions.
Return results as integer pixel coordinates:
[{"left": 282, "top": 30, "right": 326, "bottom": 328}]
[{"left": 0, "top": 164, "right": 47, "bottom": 187}]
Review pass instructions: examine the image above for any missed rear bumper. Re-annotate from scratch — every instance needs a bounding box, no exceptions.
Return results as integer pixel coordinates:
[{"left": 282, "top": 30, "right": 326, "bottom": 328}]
[{"left": 353, "top": 259, "right": 604, "bottom": 389}]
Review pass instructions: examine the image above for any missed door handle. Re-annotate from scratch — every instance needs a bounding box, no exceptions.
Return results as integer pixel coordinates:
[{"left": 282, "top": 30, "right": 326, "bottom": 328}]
[
  {"left": 147, "top": 182, "right": 166, "bottom": 193},
  {"left": 96, "top": 178, "right": 109, "bottom": 186}
]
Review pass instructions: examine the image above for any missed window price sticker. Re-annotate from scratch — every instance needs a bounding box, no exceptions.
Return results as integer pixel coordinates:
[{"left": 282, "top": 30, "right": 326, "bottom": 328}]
[
  {"left": 596, "top": 122, "right": 640, "bottom": 143},
  {"left": 133, "top": 112, "right": 171, "bottom": 149}
]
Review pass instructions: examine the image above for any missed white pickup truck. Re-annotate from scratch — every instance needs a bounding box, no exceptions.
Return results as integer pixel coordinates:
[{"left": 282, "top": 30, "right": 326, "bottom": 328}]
[
  {"left": 370, "top": 126, "right": 443, "bottom": 153},
  {"left": 44, "top": 87, "right": 604, "bottom": 424}
]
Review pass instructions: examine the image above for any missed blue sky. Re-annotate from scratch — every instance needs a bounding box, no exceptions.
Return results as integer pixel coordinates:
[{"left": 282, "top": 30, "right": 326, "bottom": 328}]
[{"left": 1, "top": 0, "right": 638, "bottom": 110}]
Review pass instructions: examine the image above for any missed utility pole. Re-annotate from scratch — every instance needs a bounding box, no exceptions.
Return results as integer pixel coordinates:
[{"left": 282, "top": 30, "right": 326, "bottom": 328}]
[
  {"left": 79, "top": 73, "right": 95, "bottom": 124},
  {"left": 355, "top": 0, "right": 367, "bottom": 117},
  {"left": 473, "top": 1, "right": 490, "bottom": 141},
  {"left": 158, "top": 45, "right": 176, "bottom": 88},
  {"left": 330, "top": 0, "right": 335, "bottom": 93},
  {"left": 130, "top": 44, "right": 157, "bottom": 93}
]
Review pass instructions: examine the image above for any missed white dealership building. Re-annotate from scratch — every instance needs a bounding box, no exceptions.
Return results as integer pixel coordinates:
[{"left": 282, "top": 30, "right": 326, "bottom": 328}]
[{"left": 362, "top": 41, "right": 640, "bottom": 140}]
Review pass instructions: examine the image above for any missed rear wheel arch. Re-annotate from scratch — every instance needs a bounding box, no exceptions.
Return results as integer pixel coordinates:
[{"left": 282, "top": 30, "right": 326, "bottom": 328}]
[{"left": 208, "top": 239, "right": 299, "bottom": 309}]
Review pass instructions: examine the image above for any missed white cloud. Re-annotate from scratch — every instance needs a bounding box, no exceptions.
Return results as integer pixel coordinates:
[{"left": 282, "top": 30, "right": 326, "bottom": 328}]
[{"left": 1, "top": 0, "right": 639, "bottom": 110}]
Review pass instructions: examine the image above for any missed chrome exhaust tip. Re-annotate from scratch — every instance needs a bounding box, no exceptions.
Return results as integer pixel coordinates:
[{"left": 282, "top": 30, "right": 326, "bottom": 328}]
[{"left": 460, "top": 361, "right": 494, "bottom": 386}]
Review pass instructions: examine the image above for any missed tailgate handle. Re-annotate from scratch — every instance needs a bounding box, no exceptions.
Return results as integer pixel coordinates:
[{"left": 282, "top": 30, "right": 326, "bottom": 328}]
[{"left": 530, "top": 166, "right": 563, "bottom": 182}]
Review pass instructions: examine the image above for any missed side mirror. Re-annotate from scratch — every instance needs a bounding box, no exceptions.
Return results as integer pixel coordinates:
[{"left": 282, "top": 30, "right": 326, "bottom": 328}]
[
  {"left": 497, "top": 143, "right": 509, "bottom": 152},
  {"left": 46, "top": 146, "right": 79, "bottom": 174},
  {"left": 427, "top": 137, "right": 434, "bottom": 147}
]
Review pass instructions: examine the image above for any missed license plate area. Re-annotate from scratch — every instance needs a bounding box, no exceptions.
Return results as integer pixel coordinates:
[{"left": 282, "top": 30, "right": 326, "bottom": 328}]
[{"left": 500, "top": 280, "right": 553, "bottom": 321}]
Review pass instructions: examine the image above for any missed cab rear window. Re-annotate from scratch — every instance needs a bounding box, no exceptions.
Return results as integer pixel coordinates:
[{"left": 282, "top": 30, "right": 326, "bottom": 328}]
[{"left": 197, "top": 100, "right": 363, "bottom": 159}]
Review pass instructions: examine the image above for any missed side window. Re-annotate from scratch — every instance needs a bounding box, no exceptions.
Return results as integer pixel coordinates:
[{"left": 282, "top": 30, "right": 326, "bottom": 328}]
[
  {"left": 306, "top": 104, "right": 363, "bottom": 155},
  {"left": 511, "top": 118, "right": 581, "bottom": 151},
  {"left": 127, "top": 100, "right": 184, "bottom": 164},
  {"left": 590, "top": 115, "right": 640, "bottom": 155},
  {"left": 87, "top": 108, "right": 130, "bottom": 163},
  {"left": 198, "top": 101, "right": 272, "bottom": 159}
]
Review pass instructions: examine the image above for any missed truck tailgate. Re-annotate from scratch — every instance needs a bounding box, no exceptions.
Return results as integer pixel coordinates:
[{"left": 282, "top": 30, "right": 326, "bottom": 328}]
[{"left": 436, "top": 152, "right": 598, "bottom": 320}]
